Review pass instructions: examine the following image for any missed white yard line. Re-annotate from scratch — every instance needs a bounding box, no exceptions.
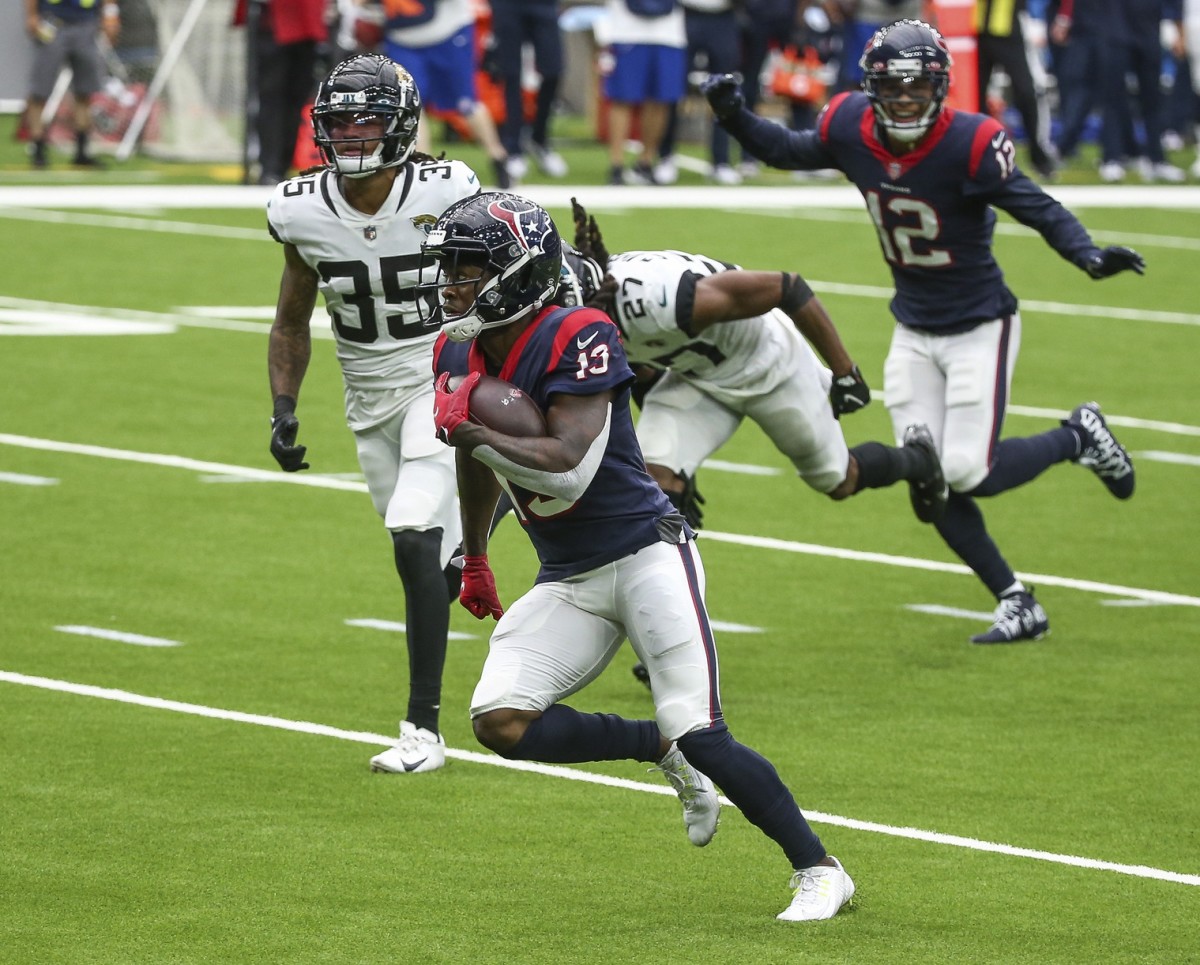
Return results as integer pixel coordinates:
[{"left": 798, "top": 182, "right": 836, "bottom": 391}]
[
  {"left": 54, "top": 625, "right": 182, "bottom": 647},
  {"left": 738, "top": 204, "right": 1200, "bottom": 251},
  {"left": 3, "top": 432, "right": 1196, "bottom": 608},
  {"left": 1, "top": 669, "right": 1196, "bottom": 887},
  {"left": 3, "top": 184, "right": 1200, "bottom": 210}
]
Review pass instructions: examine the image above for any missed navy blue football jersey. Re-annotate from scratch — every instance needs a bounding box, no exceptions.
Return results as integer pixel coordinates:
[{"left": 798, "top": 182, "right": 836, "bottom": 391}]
[
  {"left": 726, "top": 92, "right": 1099, "bottom": 331},
  {"left": 433, "top": 306, "right": 681, "bottom": 583}
]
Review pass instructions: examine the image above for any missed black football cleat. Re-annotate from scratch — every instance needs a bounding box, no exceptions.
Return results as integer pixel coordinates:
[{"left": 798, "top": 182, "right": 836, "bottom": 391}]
[
  {"left": 632, "top": 662, "right": 651, "bottom": 690},
  {"left": 1063, "top": 402, "right": 1135, "bottom": 500},
  {"left": 971, "top": 589, "right": 1050, "bottom": 644},
  {"left": 902, "top": 423, "right": 948, "bottom": 524}
]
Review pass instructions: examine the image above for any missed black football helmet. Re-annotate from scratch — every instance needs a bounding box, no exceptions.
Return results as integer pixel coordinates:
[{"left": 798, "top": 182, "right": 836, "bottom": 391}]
[
  {"left": 557, "top": 243, "right": 605, "bottom": 307},
  {"left": 422, "top": 193, "right": 563, "bottom": 342},
  {"left": 859, "top": 20, "right": 952, "bottom": 145},
  {"left": 311, "top": 55, "right": 421, "bottom": 177}
]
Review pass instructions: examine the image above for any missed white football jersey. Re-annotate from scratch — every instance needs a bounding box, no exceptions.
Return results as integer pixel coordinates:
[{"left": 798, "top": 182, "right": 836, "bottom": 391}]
[
  {"left": 606, "top": 250, "right": 822, "bottom": 401},
  {"left": 267, "top": 161, "right": 480, "bottom": 424}
]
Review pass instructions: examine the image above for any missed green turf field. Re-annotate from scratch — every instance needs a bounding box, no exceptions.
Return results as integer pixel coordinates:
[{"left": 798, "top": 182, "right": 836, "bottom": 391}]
[{"left": 1, "top": 188, "right": 1198, "bottom": 963}]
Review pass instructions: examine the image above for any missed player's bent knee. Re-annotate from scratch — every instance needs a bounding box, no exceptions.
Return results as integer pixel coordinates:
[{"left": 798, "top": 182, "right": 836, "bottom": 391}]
[
  {"left": 825, "top": 473, "right": 855, "bottom": 501},
  {"left": 472, "top": 708, "right": 529, "bottom": 754},
  {"left": 941, "top": 450, "right": 988, "bottom": 493}
]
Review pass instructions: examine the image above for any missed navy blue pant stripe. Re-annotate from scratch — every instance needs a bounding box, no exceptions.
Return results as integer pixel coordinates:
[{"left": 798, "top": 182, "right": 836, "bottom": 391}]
[{"left": 675, "top": 541, "right": 721, "bottom": 723}]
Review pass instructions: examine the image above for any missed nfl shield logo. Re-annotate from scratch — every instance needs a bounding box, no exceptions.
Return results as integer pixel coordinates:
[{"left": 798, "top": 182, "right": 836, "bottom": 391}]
[
  {"left": 888, "top": 162, "right": 902, "bottom": 180},
  {"left": 363, "top": 225, "right": 377, "bottom": 241}
]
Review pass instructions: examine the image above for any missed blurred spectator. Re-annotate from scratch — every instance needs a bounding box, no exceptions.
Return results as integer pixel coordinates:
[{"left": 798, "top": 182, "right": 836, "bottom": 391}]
[
  {"left": 659, "top": 0, "right": 742, "bottom": 183},
  {"left": 235, "top": 0, "right": 328, "bottom": 185},
  {"left": 596, "top": 0, "right": 687, "bottom": 184},
  {"left": 379, "top": 0, "right": 512, "bottom": 187},
  {"left": 977, "top": 0, "right": 1059, "bottom": 178},
  {"left": 22, "top": 0, "right": 122, "bottom": 169},
  {"left": 1104, "top": 0, "right": 1185, "bottom": 181},
  {"left": 490, "top": 0, "right": 569, "bottom": 181},
  {"left": 1046, "top": 0, "right": 1109, "bottom": 163}
]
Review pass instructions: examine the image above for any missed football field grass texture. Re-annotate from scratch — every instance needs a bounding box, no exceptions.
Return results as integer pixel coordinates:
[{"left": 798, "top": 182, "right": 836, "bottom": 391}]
[{"left": 1, "top": 188, "right": 1198, "bottom": 963}]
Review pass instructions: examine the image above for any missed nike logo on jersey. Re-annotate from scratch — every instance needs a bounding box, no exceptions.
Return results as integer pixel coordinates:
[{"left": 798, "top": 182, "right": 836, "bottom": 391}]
[
  {"left": 576, "top": 332, "right": 598, "bottom": 349},
  {"left": 991, "top": 131, "right": 1006, "bottom": 148}
]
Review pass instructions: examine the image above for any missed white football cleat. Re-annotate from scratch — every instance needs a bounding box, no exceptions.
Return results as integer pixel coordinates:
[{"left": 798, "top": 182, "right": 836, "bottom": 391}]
[
  {"left": 652, "top": 743, "right": 720, "bottom": 846},
  {"left": 370, "top": 720, "right": 446, "bottom": 774},
  {"left": 777, "top": 856, "right": 855, "bottom": 922}
]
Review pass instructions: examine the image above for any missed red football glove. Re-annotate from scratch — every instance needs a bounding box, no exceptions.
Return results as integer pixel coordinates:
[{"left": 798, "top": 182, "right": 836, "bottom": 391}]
[
  {"left": 460, "top": 554, "right": 504, "bottom": 620},
  {"left": 433, "top": 371, "right": 481, "bottom": 443}
]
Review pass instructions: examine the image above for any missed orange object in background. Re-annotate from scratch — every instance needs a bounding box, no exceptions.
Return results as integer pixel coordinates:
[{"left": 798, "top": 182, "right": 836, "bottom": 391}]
[
  {"left": 292, "top": 102, "right": 322, "bottom": 171},
  {"left": 930, "top": 0, "right": 978, "bottom": 113}
]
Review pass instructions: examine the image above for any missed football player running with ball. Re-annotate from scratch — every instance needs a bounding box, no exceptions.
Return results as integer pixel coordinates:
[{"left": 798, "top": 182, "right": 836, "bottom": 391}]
[
  {"left": 266, "top": 55, "right": 481, "bottom": 774},
  {"left": 703, "top": 20, "right": 1143, "bottom": 644},
  {"left": 425, "top": 192, "right": 855, "bottom": 923}
]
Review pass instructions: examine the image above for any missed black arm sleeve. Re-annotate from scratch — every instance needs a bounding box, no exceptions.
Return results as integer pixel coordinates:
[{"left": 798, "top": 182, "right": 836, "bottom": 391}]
[
  {"left": 981, "top": 172, "right": 1099, "bottom": 270},
  {"left": 722, "top": 109, "right": 838, "bottom": 171}
]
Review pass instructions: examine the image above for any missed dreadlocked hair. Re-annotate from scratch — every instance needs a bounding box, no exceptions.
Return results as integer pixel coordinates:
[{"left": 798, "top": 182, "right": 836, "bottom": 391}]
[{"left": 570, "top": 197, "right": 610, "bottom": 271}]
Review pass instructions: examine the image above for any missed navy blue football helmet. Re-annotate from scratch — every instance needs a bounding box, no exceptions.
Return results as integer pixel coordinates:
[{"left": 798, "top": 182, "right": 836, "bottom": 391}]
[
  {"left": 860, "top": 20, "right": 952, "bottom": 145},
  {"left": 312, "top": 55, "right": 421, "bottom": 177},
  {"left": 422, "top": 193, "right": 563, "bottom": 342}
]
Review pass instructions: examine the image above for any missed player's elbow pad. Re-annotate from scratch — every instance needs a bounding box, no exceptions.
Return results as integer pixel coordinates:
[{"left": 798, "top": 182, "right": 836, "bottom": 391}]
[{"left": 472, "top": 405, "right": 611, "bottom": 501}]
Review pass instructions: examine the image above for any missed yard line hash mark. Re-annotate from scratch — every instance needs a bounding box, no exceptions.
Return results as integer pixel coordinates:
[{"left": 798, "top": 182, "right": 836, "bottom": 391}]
[
  {"left": 344, "top": 618, "right": 478, "bottom": 642},
  {"left": 0, "top": 471, "right": 58, "bottom": 486},
  {"left": 2, "top": 432, "right": 1197, "bottom": 609},
  {"left": 2, "top": 670, "right": 1196, "bottom": 888}
]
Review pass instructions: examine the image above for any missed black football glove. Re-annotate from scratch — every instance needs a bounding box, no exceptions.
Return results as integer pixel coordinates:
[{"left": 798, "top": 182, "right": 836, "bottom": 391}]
[
  {"left": 701, "top": 72, "right": 745, "bottom": 122},
  {"left": 829, "top": 365, "right": 871, "bottom": 418},
  {"left": 269, "top": 395, "right": 309, "bottom": 472},
  {"left": 1085, "top": 246, "right": 1145, "bottom": 279},
  {"left": 667, "top": 472, "right": 705, "bottom": 531}
]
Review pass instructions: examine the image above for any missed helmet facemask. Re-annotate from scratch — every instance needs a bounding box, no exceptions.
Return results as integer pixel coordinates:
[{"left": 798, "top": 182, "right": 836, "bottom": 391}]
[
  {"left": 311, "top": 56, "right": 421, "bottom": 177},
  {"left": 865, "top": 72, "right": 945, "bottom": 144},
  {"left": 860, "top": 20, "right": 952, "bottom": 146}
]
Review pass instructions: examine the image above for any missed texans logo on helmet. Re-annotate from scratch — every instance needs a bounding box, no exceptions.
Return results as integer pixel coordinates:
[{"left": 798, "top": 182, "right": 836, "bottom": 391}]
[{"left": 487, "top": 197, "right": 549, "bottom": 253}]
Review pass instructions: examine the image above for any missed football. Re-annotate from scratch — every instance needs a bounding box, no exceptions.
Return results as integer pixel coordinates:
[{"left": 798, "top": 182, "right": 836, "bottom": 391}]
[{"left": 449, "top": 374, "right": 548, "bottom": 437}]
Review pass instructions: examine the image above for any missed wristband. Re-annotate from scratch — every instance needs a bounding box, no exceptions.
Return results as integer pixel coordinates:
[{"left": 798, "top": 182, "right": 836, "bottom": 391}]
[
  {"left": 273, "top": 394, "right": 297, "bottom": 420},
  {"left": 104, "top": 5, "right": 120, "bottom": 17}
]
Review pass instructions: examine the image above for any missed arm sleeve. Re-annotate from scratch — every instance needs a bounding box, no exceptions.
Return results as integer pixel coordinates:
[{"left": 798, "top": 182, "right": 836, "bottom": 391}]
[
  {"left": 968, "top": 127, "right": 1099, "bottom": 270},
  {"left": 722, "top": 108, "right": 837, "bottom": 171}
]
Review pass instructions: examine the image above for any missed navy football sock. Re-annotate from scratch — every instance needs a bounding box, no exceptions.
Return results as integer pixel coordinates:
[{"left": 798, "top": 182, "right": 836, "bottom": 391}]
[
  {"left": 969, "top": 428, "right": 1079, "bottom": 497},
  {"left": 677, "top": 724, "right": 826, "bottom": 869},
  {"left": 505, "top": 704, "right": 662, "bottom": 764},
  {"left": 392, "top": 528, "right": 449, "bottom": 735},
  {"left": 850, "top": 441, "right": 929, "bottom": 491},
  {"left": 934, "top": 492, "right": 1016, "bottom": 598}
]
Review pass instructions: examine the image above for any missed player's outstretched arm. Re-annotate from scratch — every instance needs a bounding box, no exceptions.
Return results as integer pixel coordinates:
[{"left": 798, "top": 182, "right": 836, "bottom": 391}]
[
  {"left": 688, "top": 271, "right": 869, "bottom": 415},
  {"left": 267, "top": 244, "right": 318, "bottom": 471},
  {"left": 701, "top": 73, "right": 831, "bottom": 170}
]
